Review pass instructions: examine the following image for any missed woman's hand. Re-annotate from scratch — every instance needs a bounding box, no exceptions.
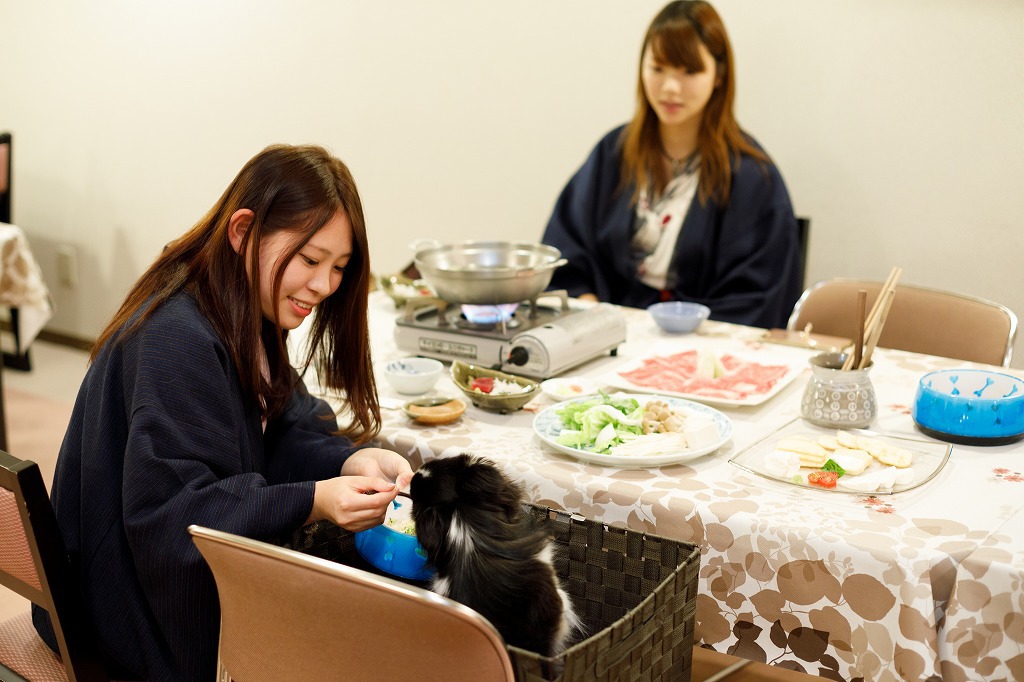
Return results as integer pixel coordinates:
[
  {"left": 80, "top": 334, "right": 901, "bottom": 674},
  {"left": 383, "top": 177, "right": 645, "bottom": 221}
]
[
  {"left": 341, "top": 447, "right": 414, "bottom": 490},
  {"left": 304, "top": 448, "right": 415, "bottom": 530}
]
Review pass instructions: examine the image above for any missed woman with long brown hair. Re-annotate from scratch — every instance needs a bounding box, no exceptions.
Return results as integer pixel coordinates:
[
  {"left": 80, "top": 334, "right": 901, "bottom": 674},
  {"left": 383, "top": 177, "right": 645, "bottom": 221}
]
[
  {"left": 542, "top": 0, "right": 801, "bottom": 328},
  {"left": 33, "top": 144, "right": 413, "bottom": 680}
]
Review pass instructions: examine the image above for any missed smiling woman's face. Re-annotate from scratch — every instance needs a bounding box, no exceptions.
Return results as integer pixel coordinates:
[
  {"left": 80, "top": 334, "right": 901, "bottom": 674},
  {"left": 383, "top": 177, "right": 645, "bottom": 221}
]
[
  {"left": 641, "top": 41, "right": 717, "bottom": 131},
  {"left": 257, "top": 210, "right": 353, "bottom": 329}
]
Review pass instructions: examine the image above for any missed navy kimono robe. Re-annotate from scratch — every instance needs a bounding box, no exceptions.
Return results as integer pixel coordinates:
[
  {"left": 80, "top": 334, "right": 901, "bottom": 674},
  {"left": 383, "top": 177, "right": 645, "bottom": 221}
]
[
  {"left": 541, "top": 125, "right": 802, "bottom": 329},
  {"left": 34, "top": 292, "right": 363, "bottom": 681}
]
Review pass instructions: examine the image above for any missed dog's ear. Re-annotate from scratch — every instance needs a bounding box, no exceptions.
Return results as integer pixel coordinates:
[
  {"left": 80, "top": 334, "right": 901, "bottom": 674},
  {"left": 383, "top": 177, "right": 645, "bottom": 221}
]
[
  {"left": 412, "top": 505, "right": 448, "bottom": 557},
  {"left": 463, "top": 458, "right": 523, "bottom": 521}
]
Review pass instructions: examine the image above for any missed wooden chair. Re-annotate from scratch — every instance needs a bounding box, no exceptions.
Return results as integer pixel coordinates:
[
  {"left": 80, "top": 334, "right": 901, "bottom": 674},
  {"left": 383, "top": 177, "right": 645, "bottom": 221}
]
[
  {"left": 0, "top": 449, "right": 106, "bottom": 681},
  {"left": 795, "top": 216, "right": 810, "bottom": 290},
  {"left": 189, "top": 525, "right": 516, "bottom": 682},
  {"left": 787, "top": 278, "right": 1018, "bottom": 366},
  {"left": 0, "top": 131, "right": 11, "bottom": 224}
]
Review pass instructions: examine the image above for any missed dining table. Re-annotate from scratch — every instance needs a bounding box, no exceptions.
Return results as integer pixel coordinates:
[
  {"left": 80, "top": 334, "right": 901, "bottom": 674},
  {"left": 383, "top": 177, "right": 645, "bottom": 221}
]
[
  {"left": 293, "top": 290, "right": 1024, "bottom": 682},
  {"left": 940, "top": 499, "right": 1024, "bottom": 681},
  {"left": 0, "top": 222, "right": 52, "bottom": 355},
  {"left": 0, "top": 222, "right": 54, "bottom": 450}
]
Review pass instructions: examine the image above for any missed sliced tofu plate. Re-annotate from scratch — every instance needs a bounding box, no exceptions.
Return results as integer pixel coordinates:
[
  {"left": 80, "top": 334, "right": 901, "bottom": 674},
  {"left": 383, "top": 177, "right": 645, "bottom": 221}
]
[{"left": 730, "top": 418, "right": 952, "bottom": 495}]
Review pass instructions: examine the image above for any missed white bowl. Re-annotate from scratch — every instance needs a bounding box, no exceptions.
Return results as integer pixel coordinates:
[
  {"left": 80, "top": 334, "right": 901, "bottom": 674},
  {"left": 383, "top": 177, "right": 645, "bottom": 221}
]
[{"left": 382, "top": 357, "right": 444, "bottom": 395}]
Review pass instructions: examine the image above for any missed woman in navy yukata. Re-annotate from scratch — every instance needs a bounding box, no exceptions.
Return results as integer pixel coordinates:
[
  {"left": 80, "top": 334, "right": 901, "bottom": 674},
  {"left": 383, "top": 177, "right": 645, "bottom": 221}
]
[
  {"left": 542, "top": 0, "right": 802, "bottom": 329},
  {"left": 34, "top": 144, "right": 414, "bottom": 680}
]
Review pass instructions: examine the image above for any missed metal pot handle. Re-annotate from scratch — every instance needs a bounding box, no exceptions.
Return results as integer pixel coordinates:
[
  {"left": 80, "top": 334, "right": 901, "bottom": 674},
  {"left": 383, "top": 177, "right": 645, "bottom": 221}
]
[
  {"left": 513, "top": 258, "right": 568, "bottom": 278},
  {"left": 408, "top": 238, "right": 442, "bottom": 253}
]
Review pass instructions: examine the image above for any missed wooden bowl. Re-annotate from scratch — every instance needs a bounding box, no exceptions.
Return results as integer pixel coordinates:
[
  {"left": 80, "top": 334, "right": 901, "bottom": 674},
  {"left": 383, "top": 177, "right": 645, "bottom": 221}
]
[{"left": 402, "top": 397, "right": 466, "bottom": 425}]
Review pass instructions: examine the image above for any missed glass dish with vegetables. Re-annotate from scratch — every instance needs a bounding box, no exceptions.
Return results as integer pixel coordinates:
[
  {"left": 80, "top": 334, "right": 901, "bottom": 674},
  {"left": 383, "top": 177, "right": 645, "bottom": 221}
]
[
  {"left": 729, "top": 417, "right": 951, "bottom": 495},
  {"left": 532, "top": 392, "right": 732, "bottom": 468}
]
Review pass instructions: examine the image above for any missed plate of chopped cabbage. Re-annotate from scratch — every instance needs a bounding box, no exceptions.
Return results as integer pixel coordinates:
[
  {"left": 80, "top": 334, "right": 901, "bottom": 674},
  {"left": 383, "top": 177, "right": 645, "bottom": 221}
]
[{"left": 532, "top": 392, "right": 733, "bottom": 467}]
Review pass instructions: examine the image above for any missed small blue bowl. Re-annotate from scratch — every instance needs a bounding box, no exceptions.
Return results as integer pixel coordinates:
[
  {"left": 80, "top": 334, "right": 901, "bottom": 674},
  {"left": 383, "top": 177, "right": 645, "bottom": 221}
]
[
  {"left": 912, "top": 369, "right": 1024, "bottom": 445},
  {"left": 354, "top": 520, "right": 434, "bottom": 582},
  {"left": 647, "top": 301, "right": 711, "bottom": 334}
]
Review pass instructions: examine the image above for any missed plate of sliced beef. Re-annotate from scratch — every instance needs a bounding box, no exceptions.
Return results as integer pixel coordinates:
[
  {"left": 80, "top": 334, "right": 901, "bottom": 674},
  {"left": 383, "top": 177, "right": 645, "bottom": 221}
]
[{"left": 604, "top": 347, "right": 806, "bottom": 407}]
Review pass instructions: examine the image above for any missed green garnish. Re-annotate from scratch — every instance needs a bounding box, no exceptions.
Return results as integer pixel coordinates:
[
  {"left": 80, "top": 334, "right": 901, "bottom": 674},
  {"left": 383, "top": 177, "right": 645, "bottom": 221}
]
[{"left": 821, "top": 459, "right": 846, "bottom": 477}]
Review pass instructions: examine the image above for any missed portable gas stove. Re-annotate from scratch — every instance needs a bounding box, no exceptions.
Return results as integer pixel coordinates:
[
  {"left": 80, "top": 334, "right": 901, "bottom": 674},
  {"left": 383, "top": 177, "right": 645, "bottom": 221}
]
[{"left": 393, "top": 290, "right": 627, "bottom": 379}]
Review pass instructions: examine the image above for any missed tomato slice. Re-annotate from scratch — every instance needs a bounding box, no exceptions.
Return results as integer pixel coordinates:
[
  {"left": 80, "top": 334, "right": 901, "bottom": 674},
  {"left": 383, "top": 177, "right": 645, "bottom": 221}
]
[
  {"left": 469, "top": 377, "right": 495, "bottom": 393},
  {"left": 807, "top": 470, "right": 838, "bottom": 489}
]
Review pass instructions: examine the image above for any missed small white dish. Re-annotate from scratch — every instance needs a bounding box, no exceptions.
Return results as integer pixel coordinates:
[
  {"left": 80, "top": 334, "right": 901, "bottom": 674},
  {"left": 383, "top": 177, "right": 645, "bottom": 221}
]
[
  {"left": 382, "top": 357, "right": 444, "bottom": 395},
  {"left": 540, "top": 377, "right": 599, "bottom": 402}
]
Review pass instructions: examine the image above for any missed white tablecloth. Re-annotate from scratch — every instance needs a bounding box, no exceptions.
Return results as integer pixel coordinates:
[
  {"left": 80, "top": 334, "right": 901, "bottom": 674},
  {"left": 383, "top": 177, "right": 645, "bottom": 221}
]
[{"left": 0, "top": 222, "right": 53, "bottom": 350}]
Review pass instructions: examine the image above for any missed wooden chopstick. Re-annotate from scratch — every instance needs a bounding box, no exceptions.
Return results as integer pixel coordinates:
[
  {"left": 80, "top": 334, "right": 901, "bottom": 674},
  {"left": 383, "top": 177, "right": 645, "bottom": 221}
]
[
  {"left": 853, "top": 289, "right": 866, "bottom": 368},
  {"left": 842, "top": 267, "right": 902, "bottom": 370},
  {"left": 864, "top": 267, "right": 902, "bottom": 334},
  {"left": 859, "top": 287, "right": 896, "bottom": 369}
]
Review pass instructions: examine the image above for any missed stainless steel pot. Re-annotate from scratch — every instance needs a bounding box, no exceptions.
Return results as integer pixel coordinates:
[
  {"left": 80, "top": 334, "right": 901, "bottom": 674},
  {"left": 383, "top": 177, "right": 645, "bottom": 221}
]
[{"left": 412, "top": 240, "right": 567, "bottom": 304}]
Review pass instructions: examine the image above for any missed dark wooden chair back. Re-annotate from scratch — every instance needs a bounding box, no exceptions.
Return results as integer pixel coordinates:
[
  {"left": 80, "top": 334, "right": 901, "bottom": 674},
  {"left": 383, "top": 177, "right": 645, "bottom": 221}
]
[
  {"left": 0, "top": 131, "right": 11, "bottom": 224},
  {"left": 0, "top": 449, "right": 106, "bottom": 681}
]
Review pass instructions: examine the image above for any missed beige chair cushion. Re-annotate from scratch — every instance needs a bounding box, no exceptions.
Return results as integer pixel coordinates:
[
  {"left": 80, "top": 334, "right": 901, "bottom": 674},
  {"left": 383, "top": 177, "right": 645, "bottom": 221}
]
[
  {"left": 0, "top": 611, "right": 68, "bottom": 681},
  {"left": 0, "top": 488, "right": 42, "bottom": 591}
]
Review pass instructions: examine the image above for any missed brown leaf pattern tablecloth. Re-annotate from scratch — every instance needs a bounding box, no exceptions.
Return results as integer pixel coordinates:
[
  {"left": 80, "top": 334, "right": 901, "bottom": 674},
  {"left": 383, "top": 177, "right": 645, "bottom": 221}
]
[
  {"left": 940, "top": 500, "right": 1024, "bottom": 681},
  {"left": 297, "top": 293, "right": 1024, "bottom": 682}
]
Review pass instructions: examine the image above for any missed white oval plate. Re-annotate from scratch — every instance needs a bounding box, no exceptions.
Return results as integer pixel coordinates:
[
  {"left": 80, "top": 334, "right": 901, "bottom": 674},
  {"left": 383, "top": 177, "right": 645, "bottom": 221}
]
[
  {"left": 603, "top": 348, "right": 805, "bottom": 407},
  {"left": 539, "top": 376, "right": 600, "bottom": 402},
  {"left": 532, "top": 393, "right": 733, "bottom": 468}
]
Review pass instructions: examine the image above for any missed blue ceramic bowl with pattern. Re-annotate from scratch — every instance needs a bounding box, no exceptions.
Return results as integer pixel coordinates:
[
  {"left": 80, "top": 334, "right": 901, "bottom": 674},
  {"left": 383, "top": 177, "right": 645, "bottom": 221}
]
[
  {"left": 647, "top": 302, "right": 710, "bottom": 334},
  {"left": 912, "top": 369, "right": 1024, "bottom": 445}
]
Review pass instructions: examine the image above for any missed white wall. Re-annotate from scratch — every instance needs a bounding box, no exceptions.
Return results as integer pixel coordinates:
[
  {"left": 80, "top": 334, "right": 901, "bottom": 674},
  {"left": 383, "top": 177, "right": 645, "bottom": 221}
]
[{"left": 2, "top": 0, "right": 1022, "bottom": 367}]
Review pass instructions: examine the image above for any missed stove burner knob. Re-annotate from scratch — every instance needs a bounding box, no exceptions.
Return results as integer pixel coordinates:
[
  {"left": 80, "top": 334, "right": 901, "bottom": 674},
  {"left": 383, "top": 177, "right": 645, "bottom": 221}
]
[{"left": 507, "top": 346, "right": 529, "bottom": 366}]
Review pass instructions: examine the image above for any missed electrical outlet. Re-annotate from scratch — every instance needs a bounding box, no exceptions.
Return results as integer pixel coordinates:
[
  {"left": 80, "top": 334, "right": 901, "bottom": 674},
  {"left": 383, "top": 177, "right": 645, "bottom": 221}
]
[{"left": 56, "top": 244, "right": 78, "bottom": 289}]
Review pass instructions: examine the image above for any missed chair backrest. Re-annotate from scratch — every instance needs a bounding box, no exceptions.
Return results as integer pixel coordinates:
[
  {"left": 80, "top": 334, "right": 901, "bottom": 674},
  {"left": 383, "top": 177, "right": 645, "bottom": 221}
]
[
  {"left": 795, "top": 216, "right": 810, "bottom": 290},
  {"left": 0, "top": 449, "right": 106, "bottom": 681},
  {"left": 787, "top": 278, "right": 1018, "bottom": 366},
  {"left": 189, "top": 525, "right": 516, "bottom": 682},
  {"left": 0, "top": 131, "right": 11, "bottom": 223}
]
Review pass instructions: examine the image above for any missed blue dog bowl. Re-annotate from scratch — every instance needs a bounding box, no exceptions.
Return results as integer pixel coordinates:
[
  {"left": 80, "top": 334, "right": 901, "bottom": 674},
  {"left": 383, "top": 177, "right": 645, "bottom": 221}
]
[
  {"left": 912, "top": 369, "right": 1024, "bottom": 445},
  {"left": 354, "top": 502, "right": 434, "bottom": 581}
]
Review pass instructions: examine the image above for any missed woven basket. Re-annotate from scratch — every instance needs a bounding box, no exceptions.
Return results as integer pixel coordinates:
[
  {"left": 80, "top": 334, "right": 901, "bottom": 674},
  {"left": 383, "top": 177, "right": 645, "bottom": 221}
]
[{"left": 288, "top": 505, "right": 699, "bottom": 682}]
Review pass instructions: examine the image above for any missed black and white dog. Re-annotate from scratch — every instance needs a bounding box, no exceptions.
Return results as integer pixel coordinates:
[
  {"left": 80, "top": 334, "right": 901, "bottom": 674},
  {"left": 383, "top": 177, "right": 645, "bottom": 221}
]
[{"left": 410, "top": 454, "right": 582, "bottom": 656}]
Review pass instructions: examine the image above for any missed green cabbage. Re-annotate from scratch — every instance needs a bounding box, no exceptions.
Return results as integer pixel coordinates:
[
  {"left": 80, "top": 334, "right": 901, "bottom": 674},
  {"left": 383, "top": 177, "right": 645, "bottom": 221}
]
[{"left": 554, "top": 392, "right": 645, "bottom": 453}]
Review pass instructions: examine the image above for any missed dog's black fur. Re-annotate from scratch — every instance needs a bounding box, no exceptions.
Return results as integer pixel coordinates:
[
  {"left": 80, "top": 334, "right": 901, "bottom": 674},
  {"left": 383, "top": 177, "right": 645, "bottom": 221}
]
[{"left": 410, "top": 454, "right": 581, "bottom": 656}]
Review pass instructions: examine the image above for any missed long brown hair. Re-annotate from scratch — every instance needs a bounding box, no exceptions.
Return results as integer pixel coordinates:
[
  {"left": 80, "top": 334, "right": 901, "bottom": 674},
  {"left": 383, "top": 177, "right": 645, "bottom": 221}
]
[
  {"left": 93, "top": 144, "right": 380, "bottom": 441},
  {"left": 621, "top": 0, "right": 766, "bottom": 205}
]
